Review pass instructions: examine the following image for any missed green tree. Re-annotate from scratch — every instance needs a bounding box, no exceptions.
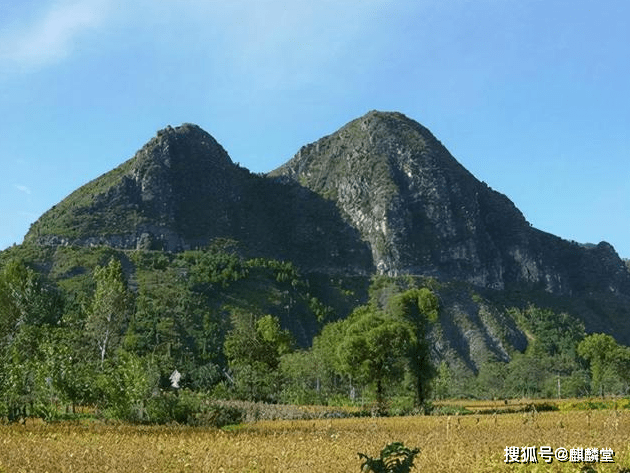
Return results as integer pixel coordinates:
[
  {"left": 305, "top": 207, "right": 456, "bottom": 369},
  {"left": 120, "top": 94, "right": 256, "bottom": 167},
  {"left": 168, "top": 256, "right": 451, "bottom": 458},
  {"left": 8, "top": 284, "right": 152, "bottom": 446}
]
[
  {"left": 504, "top": 352, "right": 545, "bottom": 398},
  {"left": 387, "top": 288, "right": 438, "bottom": 408},
  {"left": 0, "top": 258, "right": 61, "bottom": 339},
  {"left": 223, "top": 313, "right": 293, "bottom": 402},
  {"left": 97, "top": 350, "right": 159, "bottom": 421},
  {"left": 86, "top": 258, "right": 132, "bottom": 366},
  {"left": 612, "top": 345, "right": 630, "bottom": 392},
  {"left": 431, "top": 361, "right": 453, "bottom": 400},
  {"left": 40, "top": 328, "right": 96, "bottom": 412},
  {"left": 337, "top": 305, "right": 417, "bottom": 414},
  {"left": 311, "top": 319, "right": 353, "bottom": 400},
  {"left": 475, "top": 361, "right": 508, "bottom": 399},
  {"left": 578, "top": 333, "right": 625, "bottom": 396},
  {"left": 279, "top": 349, "right": 332, "bottom": 404}
]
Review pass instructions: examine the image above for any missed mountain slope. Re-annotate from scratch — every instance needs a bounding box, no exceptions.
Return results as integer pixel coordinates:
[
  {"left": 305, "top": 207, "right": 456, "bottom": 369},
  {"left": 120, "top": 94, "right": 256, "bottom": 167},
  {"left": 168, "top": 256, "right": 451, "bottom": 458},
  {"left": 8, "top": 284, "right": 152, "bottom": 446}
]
[
  {"left": 24, "top": 124, "right": 373, "bottom": 274},
  {"left": 14, "top": 110, "right": 630, "bottom": 360},
  {"left": 270, "top": 111, "right": 630, "bottom": 297}
]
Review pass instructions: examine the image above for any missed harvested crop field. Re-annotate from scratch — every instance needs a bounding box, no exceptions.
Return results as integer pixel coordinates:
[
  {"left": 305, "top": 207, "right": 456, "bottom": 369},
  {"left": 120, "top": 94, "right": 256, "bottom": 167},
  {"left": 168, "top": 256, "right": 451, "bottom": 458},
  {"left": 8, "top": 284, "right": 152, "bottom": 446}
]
[{"left": 1, "top": 409, "right": 629, "bottom": 472}]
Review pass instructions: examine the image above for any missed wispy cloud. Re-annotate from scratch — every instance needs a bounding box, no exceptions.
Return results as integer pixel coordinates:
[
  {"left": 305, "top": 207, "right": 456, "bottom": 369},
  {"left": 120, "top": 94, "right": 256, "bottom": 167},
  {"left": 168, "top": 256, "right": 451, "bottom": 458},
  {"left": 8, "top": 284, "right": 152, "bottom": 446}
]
[
  {"left": 0, "top": 0, "right": 111, "bottom": 70},
  {"left": 15, "top": 185, "right": 31, "bottom": 195}
]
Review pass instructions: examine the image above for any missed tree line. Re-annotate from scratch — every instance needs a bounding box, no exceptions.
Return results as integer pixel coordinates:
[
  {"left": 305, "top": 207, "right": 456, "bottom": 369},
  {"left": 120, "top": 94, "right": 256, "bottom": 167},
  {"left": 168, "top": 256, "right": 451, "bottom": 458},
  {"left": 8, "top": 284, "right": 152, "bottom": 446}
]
[{"left": 1, "top": 248, "right": 629, "bottom": 424}]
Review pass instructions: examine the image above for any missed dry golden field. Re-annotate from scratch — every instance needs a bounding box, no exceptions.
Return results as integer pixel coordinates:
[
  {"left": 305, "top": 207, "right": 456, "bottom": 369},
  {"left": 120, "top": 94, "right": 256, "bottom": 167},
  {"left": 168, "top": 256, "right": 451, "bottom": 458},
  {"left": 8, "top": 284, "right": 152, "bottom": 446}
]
[{"left": 1, "top": 409, "right": 629, "bottom": 472}]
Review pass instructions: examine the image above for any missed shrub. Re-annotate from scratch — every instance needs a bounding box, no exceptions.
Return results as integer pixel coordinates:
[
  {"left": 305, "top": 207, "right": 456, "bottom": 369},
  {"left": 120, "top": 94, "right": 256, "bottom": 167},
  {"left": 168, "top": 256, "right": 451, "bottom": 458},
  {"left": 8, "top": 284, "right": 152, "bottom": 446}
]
[
  {"left": 193, "top": 404, "right": 243, "bottom": 428},
  {"left": 358, "top": 442, "right": 420, "bottom": 473},
  {"left": 145, "top": 391, "right": 244, "bottom": 427}
]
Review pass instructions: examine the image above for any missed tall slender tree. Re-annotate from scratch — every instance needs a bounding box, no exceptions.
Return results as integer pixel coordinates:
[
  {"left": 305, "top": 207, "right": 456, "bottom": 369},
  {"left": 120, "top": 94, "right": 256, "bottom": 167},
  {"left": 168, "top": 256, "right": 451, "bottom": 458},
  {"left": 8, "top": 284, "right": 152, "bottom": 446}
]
[{"left": 86, "top": 258, "right": 132, "bottom": 366}]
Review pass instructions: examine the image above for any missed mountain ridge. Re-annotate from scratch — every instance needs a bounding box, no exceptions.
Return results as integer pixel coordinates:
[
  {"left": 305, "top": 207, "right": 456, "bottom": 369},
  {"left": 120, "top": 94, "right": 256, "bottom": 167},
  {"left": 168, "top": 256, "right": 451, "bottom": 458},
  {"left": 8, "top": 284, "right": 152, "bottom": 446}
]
[
  {"left": 24, "top": 111, "right": 630, "bottom": 296},
  {"left": 7, "top": 109, "right": 630, "bottom": 370},
  {"left": 271, "top": 111, "right": 630, "bottom": 297}
]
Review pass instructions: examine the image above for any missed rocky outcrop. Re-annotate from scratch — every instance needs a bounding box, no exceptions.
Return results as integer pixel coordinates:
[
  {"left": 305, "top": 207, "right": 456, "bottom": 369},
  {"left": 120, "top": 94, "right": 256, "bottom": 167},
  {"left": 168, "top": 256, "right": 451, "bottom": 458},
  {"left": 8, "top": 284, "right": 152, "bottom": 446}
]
[
  {"left": 271, "top": 111, "right": 630, "bottom": 296},
  {"left": 25, "top": 123, "right": 373, "bottom": 274}
]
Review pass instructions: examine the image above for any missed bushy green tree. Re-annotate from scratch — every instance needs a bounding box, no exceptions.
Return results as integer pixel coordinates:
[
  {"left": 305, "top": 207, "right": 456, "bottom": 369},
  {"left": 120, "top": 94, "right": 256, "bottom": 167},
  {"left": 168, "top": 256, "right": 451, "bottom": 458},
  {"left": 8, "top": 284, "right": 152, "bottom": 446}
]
[
  {"left": 504, "top": 352, "right": 545, "bottom": 398},
  {"left": 97, "top": 350, "right": 159, "bottom": 421},
  {"left": 474, "top": 361, "right": 508, "bottom": 399},
  {"left": 0, "top": 258, "right": 61, "bottom": 338},
  {"left": 337, "top": 305, "right": 416, "bottom": 414},
  {"left": 279, "top": 349, "right": 331, "bottom": 404},
  {"left": 223, "top": 313, "right": 293, "bottom": 402},
  {"left": 387, "top": 288, "right": 438, "bottom": 408},
  {"left": 578, "top": 333, "right": 627, "bottom": 396}
]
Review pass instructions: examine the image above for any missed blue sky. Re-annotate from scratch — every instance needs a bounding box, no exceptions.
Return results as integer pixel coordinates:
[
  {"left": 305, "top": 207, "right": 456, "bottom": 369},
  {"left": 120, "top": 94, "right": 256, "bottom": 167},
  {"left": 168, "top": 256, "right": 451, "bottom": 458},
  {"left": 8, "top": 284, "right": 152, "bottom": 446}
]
[{"left": 1, "top": 0, "right": 629, "bottom": 257}]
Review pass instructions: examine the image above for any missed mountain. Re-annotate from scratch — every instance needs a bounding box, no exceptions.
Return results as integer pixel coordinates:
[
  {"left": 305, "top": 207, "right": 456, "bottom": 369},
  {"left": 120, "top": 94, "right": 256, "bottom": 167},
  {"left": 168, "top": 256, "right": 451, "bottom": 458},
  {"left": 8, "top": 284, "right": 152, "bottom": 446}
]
[
  {"left": 13, "top": 111, "right": 630, "bottom": 367},
  {"left": 271, "top": 111, "right": 630, "bottom": 296},
  {"left": 24, "top": 123, "right": 373, "bottom": 274}
]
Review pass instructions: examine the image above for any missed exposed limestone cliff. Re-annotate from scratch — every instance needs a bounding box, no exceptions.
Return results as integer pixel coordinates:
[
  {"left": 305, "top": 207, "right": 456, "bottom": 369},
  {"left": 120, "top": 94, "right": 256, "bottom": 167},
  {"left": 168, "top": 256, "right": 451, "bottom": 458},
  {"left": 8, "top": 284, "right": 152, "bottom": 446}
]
[{"left": 271, "top": 111, "right": 630, "bottom": 297}]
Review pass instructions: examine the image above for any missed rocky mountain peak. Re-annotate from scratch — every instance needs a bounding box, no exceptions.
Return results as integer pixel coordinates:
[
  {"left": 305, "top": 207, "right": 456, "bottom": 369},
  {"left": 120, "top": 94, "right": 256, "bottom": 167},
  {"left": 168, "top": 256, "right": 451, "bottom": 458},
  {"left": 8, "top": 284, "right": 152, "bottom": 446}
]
[
  {"left": 134, "top": 123, "right": 233, "bottom": 174},
  {"left": 271, "top": 111, "right": 517, "bottom": 282},
  {"left": 271, "top": 111, "right": 629, "bottom": 296},
  {"left": 24, "top": 123, "right": 241, "bottom": 251}
]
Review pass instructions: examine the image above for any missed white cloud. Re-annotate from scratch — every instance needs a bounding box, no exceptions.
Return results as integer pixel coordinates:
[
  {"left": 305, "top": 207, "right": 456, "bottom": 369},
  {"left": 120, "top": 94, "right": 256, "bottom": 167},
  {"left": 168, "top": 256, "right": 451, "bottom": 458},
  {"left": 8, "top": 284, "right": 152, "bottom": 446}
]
[
  {"left": 0, "top": 0, "right": 111, "bottom": 70},
  {"left": 15, "top": 185, "right": 31, "bottom": 195}
]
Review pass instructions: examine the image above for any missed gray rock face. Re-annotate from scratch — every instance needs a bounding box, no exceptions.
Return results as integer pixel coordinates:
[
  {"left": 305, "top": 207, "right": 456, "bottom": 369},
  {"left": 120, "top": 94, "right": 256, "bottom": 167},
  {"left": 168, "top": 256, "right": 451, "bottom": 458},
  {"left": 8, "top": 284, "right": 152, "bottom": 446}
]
[
  {"left": 271, "top": 111, "right": 630, "bottom": 296},
  {"left": 27, "top": 112, "right": 630, "bottom": 296},
  {"left": 25, "top": 123, "right": 373, "bottom": 273}
]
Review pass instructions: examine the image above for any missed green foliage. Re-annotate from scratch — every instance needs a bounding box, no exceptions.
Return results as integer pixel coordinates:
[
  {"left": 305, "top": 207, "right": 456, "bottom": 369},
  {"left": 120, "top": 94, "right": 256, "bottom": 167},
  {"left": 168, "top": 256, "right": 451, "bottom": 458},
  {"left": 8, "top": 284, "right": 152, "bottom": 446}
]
[
  {"left": 0, "top": 258, "right": 62, "bottom": 336},
  {"left": 309, "top": 281, "right": 440, "bottom": 411},
  {"left": 388, "top": 287, "right": 439, "bottom": 323},
  {"left": 279, "top": 350, "right": 329, "bottom": 404},
  {"left": 246, "top": 258, "right": 303, "bottom": 288},
  {"left": 86, "top": 258, "right": 132, "bottom": 365},
  {"left": 558, "top": 397, "right": 630, "bottom": 411},
  {"left": 188, "top": 248, "right": 249, "bottom": 288},
  {"left": 5, "top": 233, "right": 630, "bottom": 424},
  {"left": 463, "top": 304, "right": 595, "bottom": 400},
  {"left": 503, "top": 352, "right": 545, "bottom": 398},
  {"left": 510, "top": 305, "right": 585, "bottom": 358},
  {"left": 97, "top": 350, "right": 159, "bottom": 422},
  {"left": 224, "top": 313, "right": 294, "bottom": 402},
  {"left": 474, "top": 361, "right": 509, "bottom": 399},
  {"left": 337, "top": 305, "right": 417, "bottom": 414},
  {"left": 145, "top": 391, "right": 244, "bottom": 426},
  {"left": 0, "top": 258, "right": 65, "bottom": 423},
  {"left": 308, "top": 296, "right": 334, "bottom": 323},
  {"left": 431, "top": 361, "right": 453, "bottom": 400},
  {"left": 358, "top": 442, "right": 420, "bottom": 473},
  {"left": 387, "top": 288, "right": 439, "bottom": 408},
  {"left": 578, "top": 333, "right": 630, "bottom": 395}
]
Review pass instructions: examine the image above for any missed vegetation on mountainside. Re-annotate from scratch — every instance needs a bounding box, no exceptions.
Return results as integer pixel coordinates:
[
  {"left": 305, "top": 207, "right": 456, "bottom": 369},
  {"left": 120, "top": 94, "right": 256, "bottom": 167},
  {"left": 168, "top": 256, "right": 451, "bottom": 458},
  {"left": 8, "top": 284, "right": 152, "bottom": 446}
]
[
  {"left": 24, "top": 160, "right": 140, "bottom": 241},
  {"left": 1, "top": 243, "right": 630, "bottom": 426}
]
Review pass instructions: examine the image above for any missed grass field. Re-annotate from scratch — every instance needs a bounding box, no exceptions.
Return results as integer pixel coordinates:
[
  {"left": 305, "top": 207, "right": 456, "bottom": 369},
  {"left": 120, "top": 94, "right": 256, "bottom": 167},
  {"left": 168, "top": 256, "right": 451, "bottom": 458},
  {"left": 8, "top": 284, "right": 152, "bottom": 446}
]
[{"left": 1, "top": 408, "right": 629, "bottom": 472}]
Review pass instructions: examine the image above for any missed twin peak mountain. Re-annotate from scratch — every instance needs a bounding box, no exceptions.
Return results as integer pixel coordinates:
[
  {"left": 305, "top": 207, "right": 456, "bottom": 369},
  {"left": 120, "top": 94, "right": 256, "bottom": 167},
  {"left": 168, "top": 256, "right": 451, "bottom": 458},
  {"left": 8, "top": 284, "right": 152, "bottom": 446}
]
[{"left": 26, "top": 111, "right": 630, "bottom": 297}]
